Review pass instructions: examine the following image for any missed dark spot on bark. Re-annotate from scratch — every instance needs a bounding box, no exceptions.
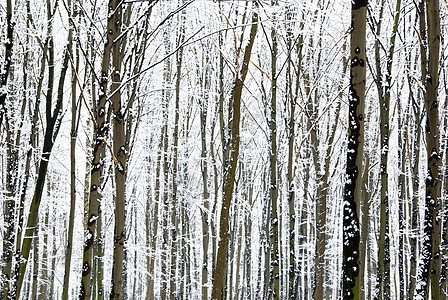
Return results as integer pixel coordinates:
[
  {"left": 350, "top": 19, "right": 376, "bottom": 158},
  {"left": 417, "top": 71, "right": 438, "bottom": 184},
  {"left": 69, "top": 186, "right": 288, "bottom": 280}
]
[
  {"left": 431, "top": 100, "right": 438, "bottom": 110},
  {"left": 429, "top": 147, "right": 439, "bottom": 161},
  {"left": 352, "top": 0, "right": 368, "bottom": 10},
  {"left": 81, "top": 262, "right": 91, "bottom": 277}
]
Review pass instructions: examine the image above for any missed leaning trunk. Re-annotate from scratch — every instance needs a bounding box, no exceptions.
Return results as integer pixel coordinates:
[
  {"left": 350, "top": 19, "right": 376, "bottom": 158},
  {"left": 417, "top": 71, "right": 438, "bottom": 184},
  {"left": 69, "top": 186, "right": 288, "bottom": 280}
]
[{"left": 211, "top": 9, "right": 258, "bottom": 299}]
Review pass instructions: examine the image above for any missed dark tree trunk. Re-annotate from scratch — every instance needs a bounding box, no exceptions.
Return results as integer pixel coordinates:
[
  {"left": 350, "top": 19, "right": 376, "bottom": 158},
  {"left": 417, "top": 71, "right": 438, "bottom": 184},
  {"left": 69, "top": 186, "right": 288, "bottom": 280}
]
[{"left": 342, "top": 0, "right": 367, "bottom": 299}]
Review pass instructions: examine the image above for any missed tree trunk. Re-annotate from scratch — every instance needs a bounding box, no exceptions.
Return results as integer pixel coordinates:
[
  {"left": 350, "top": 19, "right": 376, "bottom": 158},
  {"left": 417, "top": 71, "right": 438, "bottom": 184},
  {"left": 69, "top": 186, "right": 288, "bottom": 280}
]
[
  {"left": 408, "top": 51, "right": 421, "bottom": 300},
  {"left": 147, "top": 124, "right": 164, "bottom": 300},
  {"left": 79, "top": 0, "right": 120, "bottom": 296},
  {"left": 31, "top": 228, "right": 39, "bottom": 300},
  {"left": 372, "top": 2, "right": 390, "bottom": 297},
  {"left": 160, "top": 32, "right": 171, "bottom": 300},
  {"left": 39, "top": 205, "right": 49, "bottom": 299},
  {"left": 199, "top": 46, "right": 210, "bottom": 300},
  {"left": 371, "top": 0, "right": 401, "bottom": 296},
  {"left": 11, "top": 4, "right": 47, "bottom": 293},
  {"left": 62, "top": 1, "right": 78, "bottom": 296},
  {"left": 342, "top": 0, "right": 367, "bottom": 299},
  {"left": 397, "top": 86, "right": 406, "bottom": 300},
  {"left": 170, "top": 15, "right": 184, "bottom": 299},
  {"left": 17, "top": 0, "right": 67, "bottom": 291},
  {"left": 442, "top": 61, "right": 448, "bottom": 299},
  {"left": 418, "top": 0, "right": 442, "bottom": 298},
  {"left": 0, "top": 0, "right": 14, "bottom": 128},
  {"left": 285, "top": 8, "right": 303, "bottom": 297},
  {"left": 109, "top": 1, "right": 126, "bottom": 297},
  {"left": 211, "top": 8, "right": 258, "bottom": 299},
  {"left": 269, "top": 5, "right": 280, "bottom": 299}
]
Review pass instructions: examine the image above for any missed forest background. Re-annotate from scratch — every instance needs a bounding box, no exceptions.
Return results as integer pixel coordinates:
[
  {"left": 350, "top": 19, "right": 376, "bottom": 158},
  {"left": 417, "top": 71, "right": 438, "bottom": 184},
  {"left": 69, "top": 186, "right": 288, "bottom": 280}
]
[{"left": 0, "top": 0, "right": 447, "bottom": 299}]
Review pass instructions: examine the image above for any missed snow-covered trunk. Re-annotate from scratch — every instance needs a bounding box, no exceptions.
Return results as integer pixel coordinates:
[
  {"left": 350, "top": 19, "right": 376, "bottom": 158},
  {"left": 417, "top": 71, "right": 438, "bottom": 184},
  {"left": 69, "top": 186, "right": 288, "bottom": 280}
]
[
  {"left": 0, "top": 0, "right": 14, "bottom": 128},
  {"left": 62, "top": 1, "right": 78, "bottom": 296},
  {"left": 418, "top": 0, "right": 442, "bottom": 298},
  {"left": 269, "top": 7, "right": 280, "bottom": 299},
  {"left": 79, "top": 0, "right": 120, "bottom": 295},
  {"left": 170, "top": 14, "right": 185, "bottom": 299},
  {"left": 17, "top": 0, "right": 68, "bottom": 292},
  {"left": 198, "top": 41, "right": 210, "bottom": 300},
  {"left": 110, "top": 1, "right": 126, "bottom": 298},
  {"left": 342, "top": 0, "right": 367, "bottom": 299}
]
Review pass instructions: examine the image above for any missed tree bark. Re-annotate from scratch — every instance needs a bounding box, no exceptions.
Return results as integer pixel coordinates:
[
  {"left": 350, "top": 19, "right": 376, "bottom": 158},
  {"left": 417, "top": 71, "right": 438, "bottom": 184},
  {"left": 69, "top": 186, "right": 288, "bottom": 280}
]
[
  {"left": 17, "top": 0, "right": 67, "bottom": 292},
  {"left": 0, "top": 0, "right": 14, "bottom": 128},
  {"left": 10, "top": 3, "right": 48, "bottom": 294},
  {"left": 170, "top": 14, "right": 185, "bottom": 299},
  {"left": 269, "top": 5, "right": 280, "bottom": 299},
  {"left": 343, "top": 0, "right": 367, "bottom": 299},
  {"left": 110, "top": 2, "right": 126, "bottom": 298},
  {"left": 62, "top": 0, "right": 78, "bottom": 296},
  {"left": 211, "top": 8, "right": 258, "bottom": 299},
  {"left": 417, "top": 0, "right": 442, "bottom": 298},
  {"left": 199, "top": 45, "right": 210, "bottom": 300},
  {"left": 79, "top": 0, "right": 121, "bottom": 296}
]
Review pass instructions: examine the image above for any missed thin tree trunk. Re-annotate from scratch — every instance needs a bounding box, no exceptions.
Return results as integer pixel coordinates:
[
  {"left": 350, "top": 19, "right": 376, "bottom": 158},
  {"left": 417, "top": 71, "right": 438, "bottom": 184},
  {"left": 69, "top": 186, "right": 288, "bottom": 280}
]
[
  {"left": 17, "top": 0, "right": 67, "bottom": 291},
  {"left": 148, "top": 127, "right": 164, "bottom": 300},
  {"left": 1, "top": 52, "right": 23, "bottom": 300},
  {"left": 286, "top": 8, "right": 303, "bottom": 297},
  {"left": 145, "top": 159, "right": 152, "bottom": 300},
  {"left": 397, "top": 88, "right": 406, "bottom": 300},
  {"left": 31, "top": 228, "right": 39, "bottom": 300},
  {"left": 0, "top": 0, "right": 14, "bottom": 128},
  {"left": 132, "top": 205, "right": 138, "bottom": 299},
  {"left": 269, "top": 5, "right": 280, "bottom": 299},
  {"left": 234, "top": 203, "right": 243, "bottom": 299},
  {"left": 200, "top": 51, "right": 210, "bottom": 300},
  {"left": 211, "top": 8, "right": 258, "bottom": 299},
  {"left": 1, "top": 101, "right": 18, "bottom": 300},
  {"left": 407, "top": 49, "right": 421, "bottom": 300},
  {"left": 359, "top": 146, "right": 370, "bottom": 300},
  {"left": 372, "top": 2, "right": 390, "bottom": 298},
  {"left": 62, "top": 1, "right": 78, "bottom": 296},
  {"left": 39, "top": 206, "right": 49, "bottom": 299},
  {"left": 371, "top": 1, "right": 401, "bottom": 297},
  {"left": 418, "top": 0, "right": 442, "bottom": 298},
  {"left": 79, "top": 0, "right": 120, "bottom": 296},
  {"left": 160, "top": 37, "right": 171, "bottom": 300},
  {"left": 11, "top": 3, "right": 47, "bottom": 293},
  {"left": 309, "top": 15, "right": 330, "bottom": 300},
  {"left": 244, "top": 179, "right": 254, "bottom": 299},
  {"left": 48, "top": 209, "right": 57, "bottom": 300},
  {"left": 442, "top": 56, "right": 448, "bottom": 298},
  {"left": 170, "top": 15, "right": 184, "bottom": 299}
]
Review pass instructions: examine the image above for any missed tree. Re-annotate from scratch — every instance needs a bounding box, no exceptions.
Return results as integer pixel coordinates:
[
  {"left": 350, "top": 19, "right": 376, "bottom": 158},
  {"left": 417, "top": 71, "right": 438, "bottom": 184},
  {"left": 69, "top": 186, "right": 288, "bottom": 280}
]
[
  {"left": 109, "top": 1, "right": 126, "bottom": 298},
  {"left": 369, "top": 0, "right": 402, "bottom": 297},
  {"left": 16, "top": 0, "right": 71, "bottom": 293},
  {"left": 211, "top": 5, "right": 258, "bottom": 299},
  {"left": 342, "top": 0, "right": 367, "bottom": 299},
  {"left": 0, "top": 0, "right": 14, "bottom": 129},
  {"left": 268, "top": 2, "right": 280, "bottom": 298},
  {"left": 79, "top": 0, "right": 122, "bottom": 296},
  {"left": 62, "top": 0, "right": 80, "bottom": 296},
  {"left": 416, "top": 0, "right": 442, "bottom": 298}
]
